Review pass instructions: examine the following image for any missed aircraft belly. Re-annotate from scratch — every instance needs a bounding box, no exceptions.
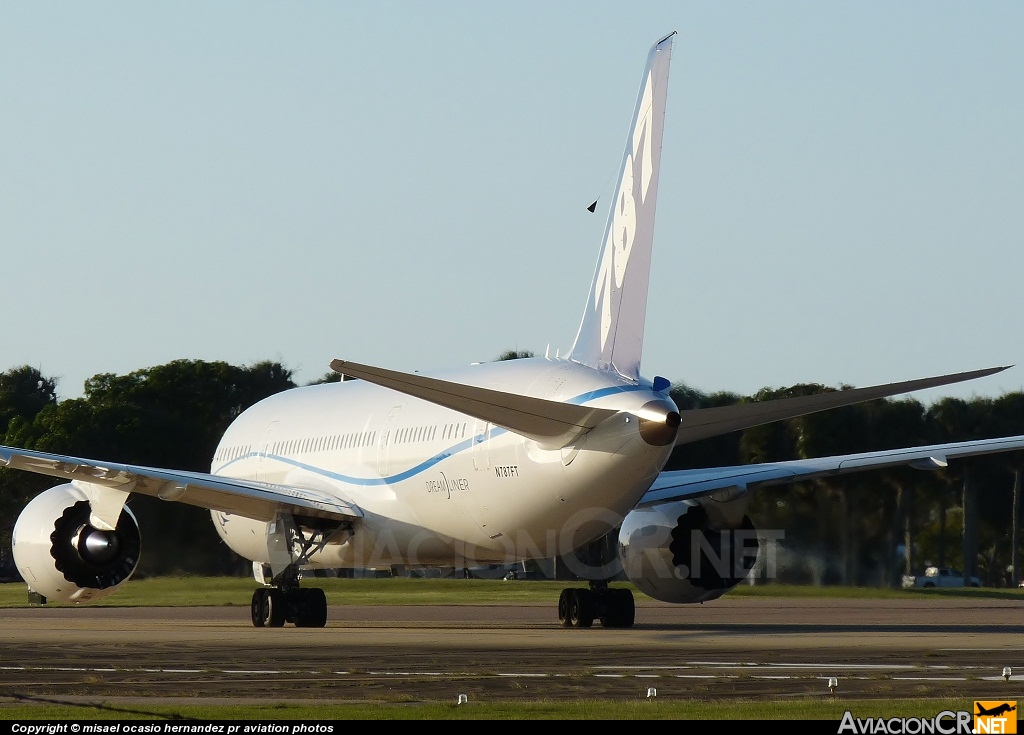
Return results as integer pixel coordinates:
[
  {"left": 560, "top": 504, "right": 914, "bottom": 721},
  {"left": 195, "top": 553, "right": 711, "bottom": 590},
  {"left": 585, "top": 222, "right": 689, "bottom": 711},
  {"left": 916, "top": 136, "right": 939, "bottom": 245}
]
[{"left": 212, "top": 511, "right": 271, "bottom": 564}]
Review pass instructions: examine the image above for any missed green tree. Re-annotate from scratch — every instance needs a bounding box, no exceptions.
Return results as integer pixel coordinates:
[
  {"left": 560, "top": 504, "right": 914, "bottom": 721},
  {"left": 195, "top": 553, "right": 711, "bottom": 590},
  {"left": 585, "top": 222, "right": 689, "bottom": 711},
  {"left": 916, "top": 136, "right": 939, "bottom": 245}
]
[
  {"left": 665, "top": 385, "right": 743, "bottom": 471},
  {"left": 495, "top": 350, "right": 535, "bottom": 361},
  {"left": 919, "top": 396, "right": 1024, "bottom": 585},
  {"left": 0, "top": 366, "right": 61, "bottom": 573},
  {"left": 989, "top": 393, "right": 1024, "bottom": 584},
  {"left": 4, "top": 360, "right": 297, "bottom": 576},
  {"left": 0, "top": 365, "right": 56, "bottom": 436}
]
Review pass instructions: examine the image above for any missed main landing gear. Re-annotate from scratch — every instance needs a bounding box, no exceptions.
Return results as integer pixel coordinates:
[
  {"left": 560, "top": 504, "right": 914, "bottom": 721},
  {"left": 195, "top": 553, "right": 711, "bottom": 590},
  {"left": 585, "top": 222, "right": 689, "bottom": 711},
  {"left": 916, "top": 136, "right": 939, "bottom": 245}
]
[
  {"left": 251, "top": 586, "right": 327, "bottom": 628},
  {"left": 558, "top": 582, "right": 635, "bottom": 628},
  {"left": 249, "top": 513, "right": 351, "bottom": 629}
]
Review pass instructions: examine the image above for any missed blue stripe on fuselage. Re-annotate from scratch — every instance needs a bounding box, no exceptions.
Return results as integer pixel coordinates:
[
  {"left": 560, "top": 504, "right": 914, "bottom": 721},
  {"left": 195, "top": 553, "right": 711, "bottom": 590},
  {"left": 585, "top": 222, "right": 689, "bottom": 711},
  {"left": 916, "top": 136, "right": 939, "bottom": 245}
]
[{"left": 212, "top": 383, "right": 649, "bottom": 486}]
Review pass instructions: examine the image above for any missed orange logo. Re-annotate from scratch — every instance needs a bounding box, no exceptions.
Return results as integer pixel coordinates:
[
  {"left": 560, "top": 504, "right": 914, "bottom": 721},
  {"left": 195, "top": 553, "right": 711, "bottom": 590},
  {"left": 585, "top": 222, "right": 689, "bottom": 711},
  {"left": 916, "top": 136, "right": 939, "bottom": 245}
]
[{"left": 975, "top": 701, "right": 1017, "bottom": 734}]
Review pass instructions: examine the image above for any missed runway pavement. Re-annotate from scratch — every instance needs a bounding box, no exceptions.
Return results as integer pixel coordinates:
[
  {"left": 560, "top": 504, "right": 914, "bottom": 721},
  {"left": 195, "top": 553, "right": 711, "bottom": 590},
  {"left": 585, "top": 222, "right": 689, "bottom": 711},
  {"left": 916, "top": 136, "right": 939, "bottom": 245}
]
[{"left": 0, "top": 596, "right": 1022, "bottom": 705}]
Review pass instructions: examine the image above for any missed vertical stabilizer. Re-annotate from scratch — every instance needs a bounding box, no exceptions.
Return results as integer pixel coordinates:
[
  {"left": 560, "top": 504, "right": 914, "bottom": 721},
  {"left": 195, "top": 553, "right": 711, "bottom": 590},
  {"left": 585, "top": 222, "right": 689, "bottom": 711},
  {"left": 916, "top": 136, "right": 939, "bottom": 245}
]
[{"left": 568, "top": 32, "right": 674, "bottom": 380}]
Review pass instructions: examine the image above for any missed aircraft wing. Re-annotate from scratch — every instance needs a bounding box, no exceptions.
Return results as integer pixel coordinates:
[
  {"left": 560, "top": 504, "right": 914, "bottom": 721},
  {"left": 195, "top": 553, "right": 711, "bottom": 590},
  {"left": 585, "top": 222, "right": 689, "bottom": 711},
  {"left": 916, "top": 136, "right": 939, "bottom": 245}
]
[
  {"left": 674, "top": 366, "right": 1009, "bottom": 445},
  {"left": 0, "top": 444, "right": 361, "bottom": 524},
  {"left": 641, "top": 434, "right": 1024, "bottom": 506},
  {"left": 330, "top": 359, "right": 618, "bottom": 448}
]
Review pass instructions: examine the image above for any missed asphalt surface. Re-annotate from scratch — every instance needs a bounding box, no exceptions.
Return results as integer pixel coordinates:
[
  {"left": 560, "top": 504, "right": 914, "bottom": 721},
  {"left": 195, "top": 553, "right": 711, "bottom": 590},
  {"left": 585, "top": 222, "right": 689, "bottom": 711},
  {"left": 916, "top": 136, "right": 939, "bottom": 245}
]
[{"left": 0, "top": 596, "right": 1022, "bottom": 707}]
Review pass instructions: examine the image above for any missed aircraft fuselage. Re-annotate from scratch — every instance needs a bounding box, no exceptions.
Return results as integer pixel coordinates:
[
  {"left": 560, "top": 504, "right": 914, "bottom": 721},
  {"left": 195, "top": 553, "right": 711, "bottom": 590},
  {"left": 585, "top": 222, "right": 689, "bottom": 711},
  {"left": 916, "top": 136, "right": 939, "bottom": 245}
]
[{"left": 210, "top": 358, "right": 676, "bottom": 569}]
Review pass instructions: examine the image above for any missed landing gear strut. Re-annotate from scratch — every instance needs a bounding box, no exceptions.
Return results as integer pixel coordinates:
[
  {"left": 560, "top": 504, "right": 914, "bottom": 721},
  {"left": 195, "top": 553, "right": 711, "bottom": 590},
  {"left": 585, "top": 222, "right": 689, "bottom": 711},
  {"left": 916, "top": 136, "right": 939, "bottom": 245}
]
[{"left": 558, "top": 582, "right": 635, "bottom": 628}]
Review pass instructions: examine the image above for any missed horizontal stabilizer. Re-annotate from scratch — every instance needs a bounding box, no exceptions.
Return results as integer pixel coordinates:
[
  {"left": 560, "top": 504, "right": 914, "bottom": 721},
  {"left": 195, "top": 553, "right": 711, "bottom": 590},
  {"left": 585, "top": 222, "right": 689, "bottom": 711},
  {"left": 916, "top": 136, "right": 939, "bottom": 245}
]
[
  {"left": 675, "top": 366, "right": 1010, "bottom": 446},
  {"left": 330, "top": 359, "right": 617, "bottom": 448}
]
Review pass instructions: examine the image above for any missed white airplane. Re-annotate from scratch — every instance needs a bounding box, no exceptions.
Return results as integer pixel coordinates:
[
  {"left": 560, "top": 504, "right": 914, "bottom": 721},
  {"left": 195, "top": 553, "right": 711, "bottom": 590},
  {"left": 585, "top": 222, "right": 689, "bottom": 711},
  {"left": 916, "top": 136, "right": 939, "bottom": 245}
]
[{"left": 4, "top": 32, "right": 1024, "bottom": 629}]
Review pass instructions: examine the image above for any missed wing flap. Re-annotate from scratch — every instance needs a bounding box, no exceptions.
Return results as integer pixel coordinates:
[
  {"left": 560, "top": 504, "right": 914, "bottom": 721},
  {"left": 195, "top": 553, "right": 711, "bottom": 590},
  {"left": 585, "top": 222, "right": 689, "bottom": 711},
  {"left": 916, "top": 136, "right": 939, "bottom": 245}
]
[
  {"left": 643, "top": 433, "right": 1024, "bottom": 506},
  {"left": 0, "top": 445, "right": 361, "bottom": 523},
  {"left": 675, "top": 366, "right": 1010, "bottom": 445}
]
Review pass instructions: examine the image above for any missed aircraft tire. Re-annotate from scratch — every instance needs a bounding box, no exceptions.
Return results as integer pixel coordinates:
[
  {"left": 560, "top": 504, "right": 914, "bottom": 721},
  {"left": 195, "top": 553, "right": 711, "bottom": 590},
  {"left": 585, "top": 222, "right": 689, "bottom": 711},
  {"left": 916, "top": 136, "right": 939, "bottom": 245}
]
[
  {"left": 251, "top": 588, "right": 285, "bottom": 627},
  {"left": 294, "top": 588, "right": 328, "bottom": 628},
  {"left": 570, "top": 588, "right": 594, "bottom": 628},
  {"left": 558, "top": 589, "right": 574, "bottom": 627},
  {"left": 251, "top": 588, "right": 267, "bottom": 627},
  {"left": 602, "top": 588, "right": 635, "bottom": 628},
  {"left": 265, "top": 588, "right": 286, "bottom": 627}
]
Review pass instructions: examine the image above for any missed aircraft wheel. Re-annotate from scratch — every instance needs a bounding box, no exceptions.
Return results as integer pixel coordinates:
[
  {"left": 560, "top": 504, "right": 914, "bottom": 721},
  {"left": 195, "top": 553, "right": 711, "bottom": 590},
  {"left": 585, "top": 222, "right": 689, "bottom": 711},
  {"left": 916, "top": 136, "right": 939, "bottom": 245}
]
[
  {"left": 294, "top": 588, "right": 328, "bottom": 628},
  {"left": 265, "top": 588, "right": 286, "bottom": 627},
  {"left": 569, "top": 588, "right": 594, "bottom": 628},
  {"left": 558, "top": 589, "right": 574, "bottom": 627},
  {"left": 251, "top": 588, "right": 267, "bottom": 627},
  {"left": 252, "top": 587, "right": 287, "bottom": 628},
  {"left": 602, "top": 588, "right": 635, "bottom": 629}
]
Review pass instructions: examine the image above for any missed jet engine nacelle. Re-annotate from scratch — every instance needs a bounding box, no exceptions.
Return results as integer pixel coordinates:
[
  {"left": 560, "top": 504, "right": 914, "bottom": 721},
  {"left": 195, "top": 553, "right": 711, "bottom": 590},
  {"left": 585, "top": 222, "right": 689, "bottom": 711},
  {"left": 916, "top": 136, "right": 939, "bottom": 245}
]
[
  {"left": 12, "top": 483, "right": 141, "bottom": 603},
  {"left": 618, "top": 499, "right": 759, "bottom": 604}
]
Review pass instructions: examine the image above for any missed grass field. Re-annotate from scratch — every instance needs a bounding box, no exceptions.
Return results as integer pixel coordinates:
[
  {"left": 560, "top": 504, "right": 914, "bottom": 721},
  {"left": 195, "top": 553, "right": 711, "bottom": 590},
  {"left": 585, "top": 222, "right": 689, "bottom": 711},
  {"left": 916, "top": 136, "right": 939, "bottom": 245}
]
[{"left": 1, "top": 575, "right": 1022, "bottom": 608}]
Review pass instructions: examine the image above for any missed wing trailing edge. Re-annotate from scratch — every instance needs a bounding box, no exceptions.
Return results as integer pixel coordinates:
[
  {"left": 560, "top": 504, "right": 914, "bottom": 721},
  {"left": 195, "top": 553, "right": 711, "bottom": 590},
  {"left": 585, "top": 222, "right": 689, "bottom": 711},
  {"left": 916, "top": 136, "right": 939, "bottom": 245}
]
[{"left": 675, "top": 366, "right": 1011, "bottom": 445}]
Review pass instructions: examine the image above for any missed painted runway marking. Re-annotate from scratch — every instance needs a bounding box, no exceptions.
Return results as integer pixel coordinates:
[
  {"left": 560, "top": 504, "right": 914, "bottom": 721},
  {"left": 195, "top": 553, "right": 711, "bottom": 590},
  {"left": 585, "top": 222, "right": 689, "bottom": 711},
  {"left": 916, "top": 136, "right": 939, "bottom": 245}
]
[
  {"left": 673, "top": 675, "right": 738, "bottom": 679},
  {"left": 0, "top": 659, "right": 1006, "bottom": 687},
  {"left": 595, "top": 662, "right": 919, "bottom": 670}
]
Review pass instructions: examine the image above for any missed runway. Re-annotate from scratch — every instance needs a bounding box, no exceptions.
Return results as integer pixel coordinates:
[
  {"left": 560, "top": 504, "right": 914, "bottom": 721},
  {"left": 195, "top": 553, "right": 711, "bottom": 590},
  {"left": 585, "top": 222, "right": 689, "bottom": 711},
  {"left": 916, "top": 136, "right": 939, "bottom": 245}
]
[{"left": 0, "top": 596, "right": 1022, "bottom": 705}]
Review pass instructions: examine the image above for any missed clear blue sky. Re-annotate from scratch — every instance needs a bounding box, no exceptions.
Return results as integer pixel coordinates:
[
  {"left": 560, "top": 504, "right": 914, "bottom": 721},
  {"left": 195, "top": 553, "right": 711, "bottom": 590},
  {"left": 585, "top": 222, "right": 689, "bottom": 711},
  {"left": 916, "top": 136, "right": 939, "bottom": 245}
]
[{"left": 2, "top": 2, "right": 1022, "bottom": 403}]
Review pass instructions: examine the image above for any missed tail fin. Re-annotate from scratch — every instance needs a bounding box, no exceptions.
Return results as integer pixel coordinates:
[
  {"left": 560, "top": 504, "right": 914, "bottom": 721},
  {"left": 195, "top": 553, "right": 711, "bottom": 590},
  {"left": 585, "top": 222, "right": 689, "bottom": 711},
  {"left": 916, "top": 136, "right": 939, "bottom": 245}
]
[{"left": 568, "top": 32, "right": 675, "bottom": 381}]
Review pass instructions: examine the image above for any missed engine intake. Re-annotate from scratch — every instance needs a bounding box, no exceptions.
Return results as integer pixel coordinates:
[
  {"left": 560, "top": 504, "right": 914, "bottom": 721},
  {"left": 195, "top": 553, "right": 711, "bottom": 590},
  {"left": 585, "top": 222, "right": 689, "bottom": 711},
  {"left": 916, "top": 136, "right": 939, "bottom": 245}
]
[
  {"left": 668, "top": 505, "right": 758, "bottom": 592},
  {"left": 618, "top": 500, "right": 760, "bottom": 604},
  {"left": 51, "top": 499, "right": 140, "bottom": 590},
  {"left": 13, "top": 483, "right": 141, "bottom": 603}
]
